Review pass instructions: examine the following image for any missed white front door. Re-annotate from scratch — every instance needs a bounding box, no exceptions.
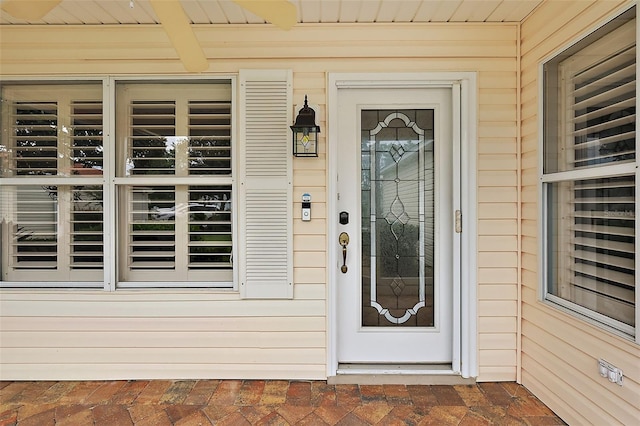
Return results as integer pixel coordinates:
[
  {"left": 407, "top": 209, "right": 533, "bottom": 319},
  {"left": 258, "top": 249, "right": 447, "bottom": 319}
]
[{"left": 335, "top": 86, "right": 457, "bottom": 364}]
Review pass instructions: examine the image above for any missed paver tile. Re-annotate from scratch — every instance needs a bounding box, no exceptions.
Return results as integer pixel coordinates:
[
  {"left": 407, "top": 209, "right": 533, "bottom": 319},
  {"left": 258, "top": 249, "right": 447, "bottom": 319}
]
[
  {"left": 55, "top": 404, "right": 92, "bottom": 423},
  {"left": 310, "top": 382, "right": 336, "bottom": 406},
  {"left": 314, "top": 404, "right": 353, "bottom": 425},
  {"left": 0, "top": 407, "right": 18, "bottom": 426},
  {"left": 296, "top": 412, "right": 330, "bottom": 425},
  {"left": 238, "top": 405, "right": 273, "bottom": 423},
  {"left": 407, "top": 385, "right": 438, "bottom": 408},
  {"left": 58, "top": 381, "right": 107, "bottom": 404},
  {"left": 236, "top": 380, "right": 265, "bottom": 406},
  {"left": 165, "top": 404, "right": 203, "bottom": 423},
  {"left": 174, "top": 409, "right": 213, "bottom": 426},
  {"left": 83, "top": 381, "right": 127, "bottom": 405},
  {"left": 389, "top": 404, "right": 429, "bottom": 423},
  {"left": 286, "top": 381, "right": 311, "bottom": 406},
  {"left": 335, "top": 384, "right": 360, "bottom": 406},
  {"left": 335, "top": 412, "right": 369, "bottom": 426},
  {"left": 419, "top": 406, "right": 468, "bottom": 425},
  {"left": 454, "top": 384, "right": 491, "bottom": 407},
  {"left": 128, "top": 404, "right": 171, "bottom": 424},
  {"left": 8, "top": 382, "right": 54, "bottom": 404},
  {"left": 160, "top": 380, "right": 197, "bottom": 405},
  {"left": 383, "top": 384, "right": 412, "bottom": 404},
  {"left": 92, "top": 404, "right": 134, "bottom": 426},
  {"left": 216, "top": 410, "right": 251, "bottom": 426},
  {"left": 352, "top": 401, "right": 393, "bottom": 423},
  {"left": 359, "top": 384, "right": 386, "bottom": 403},
  {"left": 259, "top": 381, "right": 289, "bottom": 405},
  {"left": 477, "top": 382, "right": 515, "bottom": 406},
  {"left": 34, "top": 382, "right": 77, "bottom": 405},
  {"left": 16, "top": 407, "right": 56, "bottom": 426},
  {"left": 431, "top": 385, "right": 466, "bottom": 406},
  {"left": 0, "top": 383, "right": 31, "bottom": 403},
  {"left": 111, "top": 380, "right": 150, "bottom": 405},
  {"left": 209, "top": 380, "right": 242, "bottom": 406},
  {"left": 184, "top": 380, "right": 219, "bottom": 405},
  {"left": 133, "top": 380, "right": 173, "bottom": 405},
  {"left": 276, "top": 404, "right": 314, "bottom": 424}
]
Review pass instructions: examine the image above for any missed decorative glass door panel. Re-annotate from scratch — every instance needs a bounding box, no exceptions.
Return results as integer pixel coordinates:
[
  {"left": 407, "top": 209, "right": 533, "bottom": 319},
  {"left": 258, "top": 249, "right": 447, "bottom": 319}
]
[{"left": 361, "top": 110, "right": 434, "bottom": 327}]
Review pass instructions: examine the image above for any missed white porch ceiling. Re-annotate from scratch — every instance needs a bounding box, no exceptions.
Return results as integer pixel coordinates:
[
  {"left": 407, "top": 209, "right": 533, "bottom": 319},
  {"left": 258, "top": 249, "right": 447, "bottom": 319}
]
[{"left": 0, "top": 0, "right": 544, "bottom": 26}]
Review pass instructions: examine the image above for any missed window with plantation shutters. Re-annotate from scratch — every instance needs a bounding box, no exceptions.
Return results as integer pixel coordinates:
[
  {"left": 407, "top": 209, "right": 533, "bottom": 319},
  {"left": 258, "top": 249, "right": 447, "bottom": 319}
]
[
  {"left": 115, "top": 82, "right": 233, "bottom": 286},
  {"left": 1, "top": 84, "right": 104, "bottom": 286},
  {"left": 543, "top": 8, "right": 637, "bottom": 336}
]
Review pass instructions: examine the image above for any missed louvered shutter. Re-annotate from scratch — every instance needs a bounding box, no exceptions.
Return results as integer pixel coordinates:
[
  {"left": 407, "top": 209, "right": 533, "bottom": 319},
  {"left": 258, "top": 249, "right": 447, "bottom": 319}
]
[
  {"left": 1, "top": 85, "right": 104, "bottom": 283},
  {"left": 555, "top": 18, "right": 636, "bottom": 326},
  {"left": 11, "top": 100, "right": 58, "bottom": 175},
  {"left": 239, "top": 69, "right": 293, "bottom": 299},
  {"left": 116, "top": 83, "right": 233, "bottom": 284},
  {"left": 563, "top": 20, "right": 636, "bottom": 169}
]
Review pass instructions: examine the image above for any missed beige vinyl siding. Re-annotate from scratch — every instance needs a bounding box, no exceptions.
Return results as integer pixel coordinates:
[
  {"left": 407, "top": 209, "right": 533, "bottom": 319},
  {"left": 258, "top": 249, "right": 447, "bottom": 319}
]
[
  {"left": 0, "top": 23, "right": 518, "bottom": 380},
  {"left": 520, "top": 1, "right": 640, "bottom": 424}
]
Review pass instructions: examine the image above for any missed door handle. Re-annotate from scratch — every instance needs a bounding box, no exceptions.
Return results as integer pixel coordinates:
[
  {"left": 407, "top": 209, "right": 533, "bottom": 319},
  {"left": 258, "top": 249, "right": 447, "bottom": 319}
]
[{"left": 339, "top": 232, "right": 349, "bottom": 273}]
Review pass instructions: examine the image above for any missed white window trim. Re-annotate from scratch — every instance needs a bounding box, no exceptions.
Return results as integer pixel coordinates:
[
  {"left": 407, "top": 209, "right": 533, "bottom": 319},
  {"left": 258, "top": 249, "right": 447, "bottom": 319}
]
[{"left": 537, "top": 6, "right": 639, "bottom": 343}]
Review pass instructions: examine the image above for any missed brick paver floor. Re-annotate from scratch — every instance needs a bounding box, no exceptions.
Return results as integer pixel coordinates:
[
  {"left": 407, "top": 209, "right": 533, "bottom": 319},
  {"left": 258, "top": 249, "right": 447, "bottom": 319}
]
[{"left": 0, "top": 380, "right": 566, "bottom": 425}]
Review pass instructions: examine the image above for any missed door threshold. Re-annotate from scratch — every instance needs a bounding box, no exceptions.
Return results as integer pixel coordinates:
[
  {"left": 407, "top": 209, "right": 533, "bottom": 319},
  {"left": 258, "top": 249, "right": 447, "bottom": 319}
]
[{"left": 329, "top": 364, "right": 476, "bottom": 385}]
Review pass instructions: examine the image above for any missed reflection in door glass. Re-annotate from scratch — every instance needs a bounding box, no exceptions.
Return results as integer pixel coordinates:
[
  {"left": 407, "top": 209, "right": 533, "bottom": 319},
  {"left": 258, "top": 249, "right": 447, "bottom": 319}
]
[{"left": 361, "top": 110, "right": 435, "bottom": 327}]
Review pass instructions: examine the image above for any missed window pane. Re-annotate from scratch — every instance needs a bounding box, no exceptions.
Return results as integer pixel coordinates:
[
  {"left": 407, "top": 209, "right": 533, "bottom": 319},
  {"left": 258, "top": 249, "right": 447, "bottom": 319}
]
[
  {"left": 188, "top": 101, "right": 232, "bottom": 175},
  {"left": 1, "top": 185, "right": 104, "bottom": 283},
  {"left": 9, "top": 102, "right": 58, "bottom": 176},
  {"left": 117, "top": 82, "right": 232, "bottom": 177},
  {"left": 0, "top": 84, "right": 103, "bottom": 177},
  {"left": 125, "top": 186, "right": 176, "bottom": 272},
  {"left": 547, "top": 176, "right": 635, "bottom": 327},
  {"left": 120, "top": 184, "right": 233, "bottom": 283},
  {"left": 127, "top": 101, "right": 177, "bottom": 175},
  {"left": 544, "top": 11, "right": 636, "bottom": 174},
  {"left": 188, "top": 186, "right": 232, "bottom": 269},
  {"left": 70, "top": 185, "right": 104, "bottom": 270}
]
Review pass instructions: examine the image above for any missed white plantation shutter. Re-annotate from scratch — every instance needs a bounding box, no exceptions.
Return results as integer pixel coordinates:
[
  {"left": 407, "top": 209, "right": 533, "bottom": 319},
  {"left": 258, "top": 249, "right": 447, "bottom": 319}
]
[
  {"left": 562, "top": 20, "right": 636, "bottom": 326},
  {"left": 127, "top": 100, "right": 177, "bottom": 175},
  {"left": 11, "top": 186, "right": 58, "bottom": 270},
  {"left": 239, "top": 69, "right": 293, "bottom": 299},
  {"left": 545, "top": 13, "right": 637, "bottom": 331},
  {"left": 116, "top": 83, "right": 233, "bottom": 285},
  {"left": 1, "top": 84, "right": 104, "bottom": 285},
  {"left": 562, "top": 20, "right": 636, "bottom": 169},
  {"left": 11, "top": 101, "right": 58, "bottom": 175},
  {"left": 561, "top": 176, "right": 635, "bottom": 325},
  {"left": 69, "top": 185, "right": 104, "bottom": 271},
  {"left": 126, "top": 186, "right": 176, "bottom": 272}
]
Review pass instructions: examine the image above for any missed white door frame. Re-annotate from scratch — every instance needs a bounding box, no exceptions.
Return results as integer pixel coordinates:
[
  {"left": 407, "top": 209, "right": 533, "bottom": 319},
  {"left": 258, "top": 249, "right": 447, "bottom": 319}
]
[{"left": 327, "top": 72, "right": 478, "bottom": 378}]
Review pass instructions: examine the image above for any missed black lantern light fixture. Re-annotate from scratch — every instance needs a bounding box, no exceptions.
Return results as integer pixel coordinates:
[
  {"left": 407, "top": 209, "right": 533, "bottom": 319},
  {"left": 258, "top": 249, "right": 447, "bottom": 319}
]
[{"left": 291, "top": 95, "right": 320, "bottom": 157}]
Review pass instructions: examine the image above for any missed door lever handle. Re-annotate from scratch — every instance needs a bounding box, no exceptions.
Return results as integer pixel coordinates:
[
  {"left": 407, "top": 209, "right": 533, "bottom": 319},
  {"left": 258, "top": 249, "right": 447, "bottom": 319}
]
[{"left": 339, "top": 232, "right": 350, "bottom": 273}]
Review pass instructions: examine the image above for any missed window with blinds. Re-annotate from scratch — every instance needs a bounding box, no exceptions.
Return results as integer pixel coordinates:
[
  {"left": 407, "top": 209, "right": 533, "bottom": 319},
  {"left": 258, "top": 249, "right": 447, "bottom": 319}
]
[
  {"left": 116, "top": 82, "right": 233, "bottom": 286},
  {"left": 543, "top": 8, "right": 637, "bottom": 336},
  {"left": 0, "top": 84, "right": 104, "bottom": 285}
]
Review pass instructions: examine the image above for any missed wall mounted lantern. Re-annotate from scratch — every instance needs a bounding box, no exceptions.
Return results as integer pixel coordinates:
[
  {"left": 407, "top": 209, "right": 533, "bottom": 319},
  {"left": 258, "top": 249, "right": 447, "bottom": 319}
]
[{"left": 291, "top": 95, "right": 320, "bottom": 157}]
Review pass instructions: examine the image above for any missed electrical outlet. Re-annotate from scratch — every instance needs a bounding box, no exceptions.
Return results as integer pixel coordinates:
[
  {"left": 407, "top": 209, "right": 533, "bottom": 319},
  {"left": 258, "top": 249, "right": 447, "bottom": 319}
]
[{"left": 598, "top": 359, "right": 623, "bottom": 386}]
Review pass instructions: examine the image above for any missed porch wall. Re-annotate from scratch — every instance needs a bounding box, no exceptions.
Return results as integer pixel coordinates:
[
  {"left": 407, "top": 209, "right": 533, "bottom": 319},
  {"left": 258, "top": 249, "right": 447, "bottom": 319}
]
[
  {"left": 0, "top": 23, "right": 519, "bottom": 381},
  {"left": 520, "top": 1, "right": 640, "bottom": 424}
]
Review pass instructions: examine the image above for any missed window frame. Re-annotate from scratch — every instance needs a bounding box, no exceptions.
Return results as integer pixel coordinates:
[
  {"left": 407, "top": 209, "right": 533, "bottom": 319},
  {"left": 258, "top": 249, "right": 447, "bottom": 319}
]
[
  {"left": 0, "top": 79, "right": 107, "bottom": 288},
  {"left": 0, "top": 75, "right": 239, "bottom": 291},
  {"left": 539, "top": 7, "right": 639, "bottom": 342}
]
